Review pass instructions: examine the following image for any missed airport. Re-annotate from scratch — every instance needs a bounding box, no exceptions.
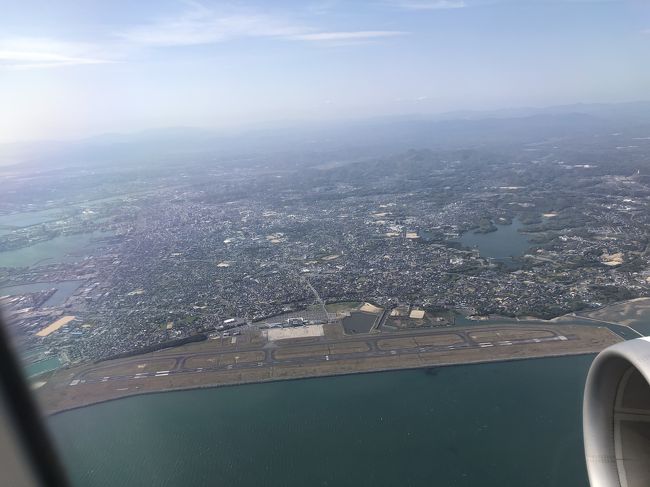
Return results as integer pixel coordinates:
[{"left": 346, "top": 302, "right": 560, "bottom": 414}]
[{"left": 37, "top": 318, "right": 620, "bottom": 414}]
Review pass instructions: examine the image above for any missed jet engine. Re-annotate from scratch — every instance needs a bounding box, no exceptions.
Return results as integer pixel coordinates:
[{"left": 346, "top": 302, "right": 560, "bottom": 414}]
[{"left": 584, "top": 337, "right": 650, "bottom": 487}]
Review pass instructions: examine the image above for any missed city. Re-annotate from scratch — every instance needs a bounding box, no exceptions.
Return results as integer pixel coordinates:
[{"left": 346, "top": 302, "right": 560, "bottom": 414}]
[{"left": 2, "top": 113, "right": 649, "bottom": 383}]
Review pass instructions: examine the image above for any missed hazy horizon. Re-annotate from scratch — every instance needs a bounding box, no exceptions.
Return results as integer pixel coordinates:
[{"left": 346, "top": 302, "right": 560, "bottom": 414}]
[
  {"left": 0, "top": 98, "right": 638, "bottom": 146},
  {"left": 2, "top": 0, "right": 650, "bottom": 144}
]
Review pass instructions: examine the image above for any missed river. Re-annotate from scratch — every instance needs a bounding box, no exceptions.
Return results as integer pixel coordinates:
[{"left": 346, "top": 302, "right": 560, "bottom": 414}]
[
  {"left": 0, "top": 231, "right": 112, "bottom": 268},
  {"left": 48, "top": 355, "right": 593, "bottom": 487},
  {"left": 0, "top": 208, "right": 66, "bottom": 229},
  {"left": 0, "top": 280, "right": 84, "bottom": 307}
]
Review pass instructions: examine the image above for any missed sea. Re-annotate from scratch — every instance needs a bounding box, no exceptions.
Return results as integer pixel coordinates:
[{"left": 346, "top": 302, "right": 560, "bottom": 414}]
[{"left": 48, "top": 355, "right": 593, "bottom": 487}]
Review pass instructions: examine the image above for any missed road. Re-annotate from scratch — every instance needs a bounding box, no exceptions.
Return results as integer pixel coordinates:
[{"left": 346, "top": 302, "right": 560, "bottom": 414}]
[
  {"left": 71, "top": 325, "right": 575, "bottom": 387},
  {"left": 304, "top": 278, "right": 329, "bottom": 320}
]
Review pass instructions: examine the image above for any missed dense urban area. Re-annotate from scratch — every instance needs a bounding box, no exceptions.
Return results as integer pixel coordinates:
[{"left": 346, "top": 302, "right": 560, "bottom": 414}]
[{"left": 2, "top": 108, "right": 650, "bottom": 373}]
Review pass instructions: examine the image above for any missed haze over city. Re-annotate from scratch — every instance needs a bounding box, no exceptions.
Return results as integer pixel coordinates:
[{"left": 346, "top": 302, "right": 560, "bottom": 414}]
[
  {"left": 1, "top": 0, "right": 650, "bottom": 143},
  {"left": 5, "top": 2, "right": 650, "bottom": 487}
]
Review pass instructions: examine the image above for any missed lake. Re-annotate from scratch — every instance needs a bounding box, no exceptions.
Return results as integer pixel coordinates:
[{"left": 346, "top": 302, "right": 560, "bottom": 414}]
[
  {"left": 459, "top": 218, "right": 530, "bottom": 261},
  {"left": 48, "top": 355, "right": 593, "bottom": 487}
]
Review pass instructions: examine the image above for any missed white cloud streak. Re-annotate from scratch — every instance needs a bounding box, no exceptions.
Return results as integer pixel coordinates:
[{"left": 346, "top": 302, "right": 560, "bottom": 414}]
[
  {"left": 119, "top": 11, "right": 306, "bottom": 47},
  {"left": 118, "top": 4, "right": 405, "bottom": 47},
  {"left": 1, "top": 4, "right": 407, "bottom": 70},
  {"left": 0, "top": 38, "right": 113, "bottom": 70}
]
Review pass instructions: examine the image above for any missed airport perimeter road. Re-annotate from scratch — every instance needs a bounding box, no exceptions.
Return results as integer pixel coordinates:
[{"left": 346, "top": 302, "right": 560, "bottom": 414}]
[
  {"left": 73, "top": 325, "right": 575, "bottom": 384},
  {"left": 38, "top": 323, "right": 619, "bottom": 415}
]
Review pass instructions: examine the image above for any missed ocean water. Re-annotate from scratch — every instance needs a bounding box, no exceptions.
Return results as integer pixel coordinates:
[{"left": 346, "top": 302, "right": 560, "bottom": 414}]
[{"left": 48, "top": 355, "right": 593, "bottom": 487}]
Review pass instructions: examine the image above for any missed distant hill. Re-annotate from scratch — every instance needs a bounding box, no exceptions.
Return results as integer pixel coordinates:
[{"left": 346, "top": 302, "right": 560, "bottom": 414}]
[{"left": 2, "top": 100, "right": 649, "bottom": 170}]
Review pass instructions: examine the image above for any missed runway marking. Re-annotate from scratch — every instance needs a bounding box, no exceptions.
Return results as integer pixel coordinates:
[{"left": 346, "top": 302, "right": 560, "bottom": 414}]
[{"left": 72, "top": 329, "right": 582, "bottom": 386}]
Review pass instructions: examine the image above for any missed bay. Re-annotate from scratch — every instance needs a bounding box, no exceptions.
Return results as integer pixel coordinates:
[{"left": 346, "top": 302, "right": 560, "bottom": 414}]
[
  {"left": 0, "top": 231, "right": 111, "bottom": 268},
  {"left": 48, "top": 355, "right": 593, "bottom": 487}
]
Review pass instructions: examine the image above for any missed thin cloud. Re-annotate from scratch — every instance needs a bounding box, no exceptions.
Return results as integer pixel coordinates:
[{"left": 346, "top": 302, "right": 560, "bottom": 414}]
[
  {"left": 393, "top": 0, "right": 466, "bottom": 10},
  {"left": 0, "top": 38, "right": 113, "bottom": 70},
  {"left": 289, "top": 31, "right": 406, "bottom": 42},
  {"left": 119, "top": 12, "right": 305, "bottom": 46},
  {"left": 119, "top": 4, "right": 404, "bottom": 47}
]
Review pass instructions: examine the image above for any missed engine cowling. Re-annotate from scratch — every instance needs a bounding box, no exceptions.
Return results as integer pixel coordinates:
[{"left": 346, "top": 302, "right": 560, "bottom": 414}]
[{"left": 583, "top": 337, "right": 650, "bottom": 487}]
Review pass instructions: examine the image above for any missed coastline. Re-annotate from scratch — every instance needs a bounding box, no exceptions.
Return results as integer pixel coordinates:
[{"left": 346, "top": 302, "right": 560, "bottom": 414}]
[{"left": 44, "top": 349, "right": 598, "bottom": 417}]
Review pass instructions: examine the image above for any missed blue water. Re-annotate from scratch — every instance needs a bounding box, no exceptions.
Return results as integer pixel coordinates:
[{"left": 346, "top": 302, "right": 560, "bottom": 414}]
[
  {"left": 0, "top": 208, "right": 65, "bottom": 228},
  {"left": 0, "top": 231, "right": 110, "bottom": 268},
  {"left": 48, "top": 355, "right": 593, "bottom": 487},
  {"left": 26, "top": 356, "right": 61, "bottom": 377},
  {"left": 460, "top": 219, "right": 530, "bottom": 260},
  {"left": 0, "top": 280, "right": 83, "bottom": 307}
]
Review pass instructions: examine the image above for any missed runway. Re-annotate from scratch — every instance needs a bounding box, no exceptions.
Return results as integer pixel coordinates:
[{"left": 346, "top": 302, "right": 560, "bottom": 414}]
[{"left": 71, "top": 325, "right": 574, "bottom": 387}]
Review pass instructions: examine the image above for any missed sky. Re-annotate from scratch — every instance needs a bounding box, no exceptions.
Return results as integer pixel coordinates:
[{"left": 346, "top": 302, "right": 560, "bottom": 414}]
[{"left": 0, "top": 0, "right": 649, "bottom": 143}]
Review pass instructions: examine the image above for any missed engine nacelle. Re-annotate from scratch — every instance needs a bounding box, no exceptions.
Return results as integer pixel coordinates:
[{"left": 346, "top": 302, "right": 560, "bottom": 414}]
[{"left": 584, "top": 337, "right": 650, "bottom": 487}]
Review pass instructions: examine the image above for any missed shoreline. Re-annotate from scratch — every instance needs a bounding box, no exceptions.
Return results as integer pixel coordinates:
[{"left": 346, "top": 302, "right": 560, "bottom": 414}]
[{"left": 45, "top": 349, "right": 597, "bottom": 417}]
